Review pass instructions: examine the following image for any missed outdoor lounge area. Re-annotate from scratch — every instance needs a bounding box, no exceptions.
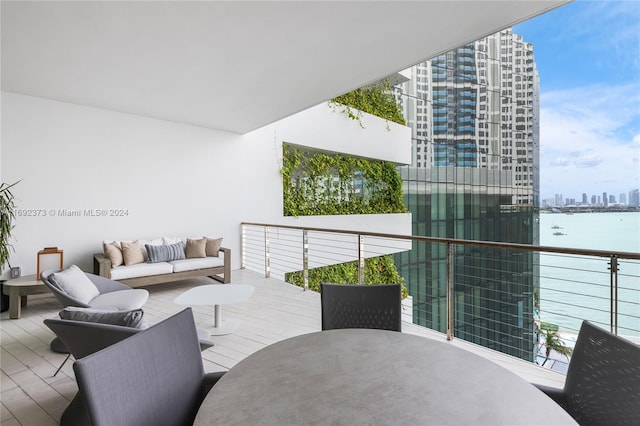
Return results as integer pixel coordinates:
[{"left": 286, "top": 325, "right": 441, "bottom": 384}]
[
  {"left": 5, "top": 0, "right": 638, "bottom": 424},
  {"left": 2, "top": 268, "right": 573, "bottom": 426}
]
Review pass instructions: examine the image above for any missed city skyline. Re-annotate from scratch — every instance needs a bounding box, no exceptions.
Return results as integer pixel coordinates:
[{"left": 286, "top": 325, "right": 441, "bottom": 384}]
[
  {"left": 514, "top": 0, "right": 640, "bottom": 201},
  {"left": 543, "top": 188, "right": 640, "bottom": 207}
]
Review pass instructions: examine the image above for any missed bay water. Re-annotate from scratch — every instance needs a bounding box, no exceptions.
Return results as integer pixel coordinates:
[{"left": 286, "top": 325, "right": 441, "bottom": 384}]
[{"left": 539, "top": 211, "right": 640, "bottom": 342}]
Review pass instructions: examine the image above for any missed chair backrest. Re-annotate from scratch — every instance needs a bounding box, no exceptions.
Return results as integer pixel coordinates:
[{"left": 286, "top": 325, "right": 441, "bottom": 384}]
[
  {"left": 73, "top": 308, "right": 205, "bottom": 426},
  {"left": 41, "top": 269, "right": 91, "bottom": 308},
  {"left": 44, "top": 318, "right": 141, "bottom": 359},
  {"left": 564, "top": 320, "right": 640, "bottom": 425},
  {"left": 321, "top": 283, "right": 402, "bottom": 332}
]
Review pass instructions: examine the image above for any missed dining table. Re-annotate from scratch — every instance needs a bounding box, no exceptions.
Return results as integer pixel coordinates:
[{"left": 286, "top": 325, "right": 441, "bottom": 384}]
[{"left": 194, "top": 328, "right": 577, "bottom": 425}]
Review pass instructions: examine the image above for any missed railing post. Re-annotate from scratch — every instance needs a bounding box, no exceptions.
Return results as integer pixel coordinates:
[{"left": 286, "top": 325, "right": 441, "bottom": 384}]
[
  {"left": 241, "top": 224, "right": 246, "bottom": 269},
  {"left": 358, "top": 234, "right": 364, "bottom": 285},
  {"left": 609, "top": 255, "right": 619, "bottom": 334},
  {"left": 446, "top": 242, "right": 454, "bottom": 341},
  {"left": 264, "top": 226, "right": 271, "bottom": 278},
  {"left": 303, "top": 230, "right": 309, "bottom": 291}
]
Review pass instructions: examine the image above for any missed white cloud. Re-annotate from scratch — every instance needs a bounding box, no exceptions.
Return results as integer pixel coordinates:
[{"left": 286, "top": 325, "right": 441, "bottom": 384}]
[
  {"left": 551, "top": 157, "right": 570, "bottom": 167},
  {"left": 574, "top": 154, "right": 604, "bottom": 168},
  {"left": 539, "top": 83, "right": 640, "bottom": 199}
]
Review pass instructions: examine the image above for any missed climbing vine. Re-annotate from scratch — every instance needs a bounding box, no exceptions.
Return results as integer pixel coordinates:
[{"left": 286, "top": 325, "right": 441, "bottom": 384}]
[
  {"left": 282, "top": 144, "right": 407, "bottom": 217},
  {"left": 285, "top": 255, "right": 408, "bottom": 298},
  {"left": 328, "top": 79, "right": 406, "bottom": 128}
]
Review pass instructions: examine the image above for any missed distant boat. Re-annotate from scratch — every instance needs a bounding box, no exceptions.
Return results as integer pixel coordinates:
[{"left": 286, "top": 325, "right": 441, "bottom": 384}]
[
  {"left": 551, "top": 225, "right": 561, "bottom": 229},
  {"left": 553, "top": 231, "right": 565, "bottom": 236}
]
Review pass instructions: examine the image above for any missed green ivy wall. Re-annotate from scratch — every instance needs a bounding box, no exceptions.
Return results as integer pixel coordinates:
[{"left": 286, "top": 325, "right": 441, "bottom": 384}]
[{"left": 281, "top": 80, "right": 409, "bottom": 296}]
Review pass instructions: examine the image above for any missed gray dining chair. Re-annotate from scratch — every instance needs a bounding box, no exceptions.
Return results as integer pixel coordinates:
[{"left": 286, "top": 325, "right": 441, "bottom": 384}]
[
  {"left": 320, "top": 283, "right": 402, "bottom": 332},
  {"left": 72, "top": 308, "right": 225, "bottom": 426},
  {"left": 534, "top": 320, "right": 640, "bottom": 425}
]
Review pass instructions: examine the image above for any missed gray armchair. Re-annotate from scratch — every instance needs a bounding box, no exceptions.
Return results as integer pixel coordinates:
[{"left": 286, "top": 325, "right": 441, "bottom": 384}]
[
  {"left": 41, "top": 267, "right": 149, "bottom": 311},
  {"left": 320, "top": 283, "right": 402, "bottom": 332},
  {"left": 534, "top": 320, "right": 640, "bottom": 425},
  {"left": 71, "top": 308, "right": 225, "bottom": 426},
  {"left": 42, "top": 266, "right": 149, "bottom": 353}
]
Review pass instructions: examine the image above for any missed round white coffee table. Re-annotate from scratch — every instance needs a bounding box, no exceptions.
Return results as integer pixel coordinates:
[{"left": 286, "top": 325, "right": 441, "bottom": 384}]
[{"left": 174, "top": 284, "right": 254, "bottom": 335}]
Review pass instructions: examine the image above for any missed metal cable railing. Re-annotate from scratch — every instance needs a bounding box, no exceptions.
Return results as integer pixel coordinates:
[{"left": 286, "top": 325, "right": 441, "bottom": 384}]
[{"left": 241, "top": 222, "right": 640, "bottom": 365}]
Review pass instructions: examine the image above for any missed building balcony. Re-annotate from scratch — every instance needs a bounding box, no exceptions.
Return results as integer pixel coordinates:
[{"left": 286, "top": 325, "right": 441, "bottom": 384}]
[{"left": 5, "top": 220, "right": 632, "bottom": 424}]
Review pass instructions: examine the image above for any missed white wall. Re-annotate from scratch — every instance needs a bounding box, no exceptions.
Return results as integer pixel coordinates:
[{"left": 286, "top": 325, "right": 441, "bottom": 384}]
[
  {"left": 1, "top": 92, "right": 411, "bottom": 279},
  {"left": 1, "top": 92, "right": 246, "bottom": 276}
]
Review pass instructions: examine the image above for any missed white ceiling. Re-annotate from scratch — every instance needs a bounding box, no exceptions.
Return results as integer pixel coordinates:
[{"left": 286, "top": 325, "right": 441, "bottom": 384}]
[{"left": 1, "top": 1, "right": 570, "bottom": 134}]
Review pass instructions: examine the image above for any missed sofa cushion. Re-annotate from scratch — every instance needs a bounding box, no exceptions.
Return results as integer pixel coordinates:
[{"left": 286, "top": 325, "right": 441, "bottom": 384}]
[
  {"left": 162, "top": 236, "right": 185, "bottom": 246},
  {"left": 170, "top": 256, "right": 224, "bottom": 273},
  {"left": 185, "top": 238, "right": 207, "bottom": 258},
  {"left": 205, "top": 237, "right": 223, "bottom": 257},
  {"left": 146, "top": 242, "right": 185, "bottom": 263},
  {"left": 121, "top": 240, "right": 145, "bottom": 266},
  {"left": 103, "top": 241, "right": 124, "bottom": 267},
  {"left": 59, "top": 307, "right": 147, "bottom": 329},
  {"left": 89, "top": 290, "right": 150, "bottom": 311},
  {"left": 50, "top": 265, "right": 100, "bottom": 304},
  {"left": 110, "top": 262, "right": 173, "bottom": 281}
]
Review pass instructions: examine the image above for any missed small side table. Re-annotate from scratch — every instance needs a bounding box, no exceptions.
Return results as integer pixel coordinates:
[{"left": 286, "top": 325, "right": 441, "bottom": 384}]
[
  {"left": 2, "top": 275, "right": 50, "bottom": 319},
  {"left": 174, "top": 284, "right": 255, "bottom": 335}
]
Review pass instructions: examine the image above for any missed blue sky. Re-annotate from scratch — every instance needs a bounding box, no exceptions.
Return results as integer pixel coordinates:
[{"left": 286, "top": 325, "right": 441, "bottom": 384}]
[{"left": 513, "top": 0, "right": 639, "bottom": 202}]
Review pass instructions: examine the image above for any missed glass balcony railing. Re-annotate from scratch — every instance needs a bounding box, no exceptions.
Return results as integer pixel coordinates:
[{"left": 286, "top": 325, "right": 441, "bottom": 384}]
[{"left": 241, "top": 222, "right": 640, "bottom": 370}]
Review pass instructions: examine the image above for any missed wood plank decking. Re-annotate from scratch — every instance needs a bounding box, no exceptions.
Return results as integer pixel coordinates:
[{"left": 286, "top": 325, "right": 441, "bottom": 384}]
[{"left": 1, "top": 269, "right": 565, "bottom": 425}]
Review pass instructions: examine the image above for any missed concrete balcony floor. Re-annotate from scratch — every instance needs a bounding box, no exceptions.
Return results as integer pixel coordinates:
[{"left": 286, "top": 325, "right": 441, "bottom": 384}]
[{"left": 1, "top": 269, "right": 566, "bottom": 425}]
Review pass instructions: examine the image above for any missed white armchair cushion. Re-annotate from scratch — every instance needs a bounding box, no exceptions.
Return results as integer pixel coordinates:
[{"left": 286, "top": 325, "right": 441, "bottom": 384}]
[
  {"left": 50, "top": 265, "right": 100, "bottom": 304},
  {"left": 89, "top": 289, "right": 149, "bottom": 311}
]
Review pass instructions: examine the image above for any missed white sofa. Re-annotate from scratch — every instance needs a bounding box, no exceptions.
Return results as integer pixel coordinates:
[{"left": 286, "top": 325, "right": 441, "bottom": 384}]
[{"left": 93, "top": 236, "right": 230, "bottom": 287}]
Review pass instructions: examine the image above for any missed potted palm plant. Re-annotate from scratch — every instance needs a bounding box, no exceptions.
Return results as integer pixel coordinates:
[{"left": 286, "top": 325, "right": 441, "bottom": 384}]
[{"left": 1, "top": 181, "right": 19, "bottom": 311}]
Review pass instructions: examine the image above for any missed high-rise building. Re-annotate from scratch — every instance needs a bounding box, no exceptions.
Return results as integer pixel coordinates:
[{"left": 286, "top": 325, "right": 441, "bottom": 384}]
[
  {"left": 394, "top": 28, "right": 539, "bottom": 361},
  {"left": 554, "top": 194, "right": 563, "bottom": 206},
  {"left": 591, "top": 195, "right": 597, "bottom": 205},
  {"left": 629, "top": 189, "right": 640, "bottom": 207},
  {"left": 603, "top": 192, "right": 608, "bottom": 207},
  {"left": 619, "top": 193, "right": 626, "bottom": 205},
  {"left": 609, "top": 194, "right": 616, "bottom": 204},
  {"left": 582, "top": 193, "right": 587, "bottom": 205}
]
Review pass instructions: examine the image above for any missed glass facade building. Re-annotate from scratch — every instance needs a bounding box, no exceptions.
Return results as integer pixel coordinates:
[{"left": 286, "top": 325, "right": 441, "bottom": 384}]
[{"left": 394, "top": 29, "right": 540, "bottom": 361}]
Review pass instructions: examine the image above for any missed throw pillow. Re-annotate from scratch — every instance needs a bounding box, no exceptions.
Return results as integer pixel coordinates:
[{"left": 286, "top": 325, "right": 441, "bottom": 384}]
[
  {"left": 121, "top": 240, "right": 145, "bottom": 266},
  {"left": 205, "top": 237, "right": 223, "bottom": 257},
  {"left": 162, "top": 236, "right": 184, "bottom": 246},
  {"left": 50, "top": 265, "right": 100, "bottom": 305},
  {"left": 146, "top": 241, "right": 185, "bottom": 263},
  {"left": 59, "top": 307, "right": 147, "bottom": 329},
  {"left": 103, "top": 241, "right": 123, "bottom": 267},
  {"left": 185, "top": 238, "right": 207, "bottom": 258},
  {"left": 140, "top": 238, "right": 163, "bottom": 261}
]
